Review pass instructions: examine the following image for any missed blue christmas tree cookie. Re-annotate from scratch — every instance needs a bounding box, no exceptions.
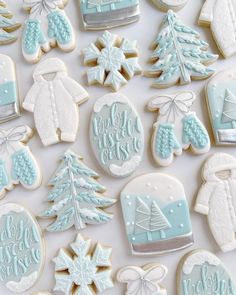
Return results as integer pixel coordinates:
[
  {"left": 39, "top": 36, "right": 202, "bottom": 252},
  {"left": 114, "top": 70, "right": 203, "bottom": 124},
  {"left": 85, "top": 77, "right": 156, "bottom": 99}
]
[
  {"left": 79, "top": 0, "right": 140, "bottom": 30},
  {"left": 0, "top": 203, "right": 45, "bottom": 293},
  {"left": 147, "top": 91, "right": 210, "bottom": 166},
  {"left": 120, "top": 173, "right": 194, "bottom": 255},
  {"left": 177, "top": 250, "right": 236, "bottom": 295}
]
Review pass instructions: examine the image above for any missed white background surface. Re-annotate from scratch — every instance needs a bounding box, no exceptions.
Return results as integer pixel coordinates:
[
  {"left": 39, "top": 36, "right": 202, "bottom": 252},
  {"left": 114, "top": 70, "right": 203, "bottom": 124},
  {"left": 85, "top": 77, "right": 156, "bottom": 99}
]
[{"left": 1, "top": 0, "right": 236, "bottom": 294}]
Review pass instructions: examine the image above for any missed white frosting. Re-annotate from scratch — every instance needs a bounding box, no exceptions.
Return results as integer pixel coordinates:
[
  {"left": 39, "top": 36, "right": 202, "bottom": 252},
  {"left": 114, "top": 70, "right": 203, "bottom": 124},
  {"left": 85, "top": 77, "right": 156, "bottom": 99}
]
[
  {"left": 6, "top": 271, "right": 38, "bottom": 293},
  {"left": 153, "top": 0, "right": 188, "bottom": 11},
  {"left": 0, "top": 203, "right": 23, "bottom": 218},
  {"left": 33, "top": 292, "right": 52, "bottom": 295},
  {"left": 109, "top": 155, "right": 141, "bottom": 177},
  {"left": 93, "top": 93, "right": 127, "bottom": 113}
]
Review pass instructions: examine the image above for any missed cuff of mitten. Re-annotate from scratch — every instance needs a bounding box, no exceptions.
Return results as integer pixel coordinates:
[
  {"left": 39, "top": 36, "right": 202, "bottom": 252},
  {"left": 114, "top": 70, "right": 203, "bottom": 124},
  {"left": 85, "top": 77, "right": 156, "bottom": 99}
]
[
  {"left": 198, "top": 13, "right": 213, "bottom": 24},
  {"left": 73, "top": 91, "right": 89, "bottom": 104},
  {"left": 195, "top": 204, "right": 209, "bottom": 215},
  {"left": 22, "top": 102, "right": 34, "bottom": 112}
]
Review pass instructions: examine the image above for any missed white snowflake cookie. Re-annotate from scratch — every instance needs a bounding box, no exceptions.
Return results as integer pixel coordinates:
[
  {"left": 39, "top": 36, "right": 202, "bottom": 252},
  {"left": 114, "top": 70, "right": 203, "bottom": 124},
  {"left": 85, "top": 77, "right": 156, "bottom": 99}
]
[
  {"left": 53, "top": 234, "right": 114, "bottom": 295},
  {"left": 83, "top": 30, "right": 142, "bottom": 91},
  {"left": 145, "top": 10, "right": 218, "bottom": 88},
  {"left": 152, "top": 0, "right": 188, "bottom": 12},
  {"left": 195, "top": 153, "right": 236, "bottom": 253},
  {"left": 117, "top": 264, "right": 168, "bottom": 295}
]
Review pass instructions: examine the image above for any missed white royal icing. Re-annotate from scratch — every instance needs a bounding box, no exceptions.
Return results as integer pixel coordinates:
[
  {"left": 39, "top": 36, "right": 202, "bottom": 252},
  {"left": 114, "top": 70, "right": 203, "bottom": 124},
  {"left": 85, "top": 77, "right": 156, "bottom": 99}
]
[{"left": 152, "top": 0, "right": 188, "bottom": 12}]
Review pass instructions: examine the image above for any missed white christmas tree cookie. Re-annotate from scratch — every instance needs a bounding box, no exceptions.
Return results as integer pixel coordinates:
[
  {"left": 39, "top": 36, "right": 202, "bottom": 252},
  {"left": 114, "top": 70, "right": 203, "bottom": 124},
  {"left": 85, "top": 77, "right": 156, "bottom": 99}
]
[
  {"left": 145, "top": 10, "right": 218, "bottom": 88},
  {"left": 53, "top": 234, "right": 114, "bottom": 295},
  {"left": 0, "top": 125, "right": 42, "bottom": 198},
  {"left": 195, "top": 153, "right": 236, "bottom": 252},
  {"left": 22, "top": 0, "right": 75, "bottom": 63},
  {"left": 177, "top": 250, "right": 236, "bottom": 294},
  {"left": 152, "top": 0, "right": 188, "bottom": 12},
  {"left": 120, "top": 173, "right": 193, "bottom": 255},
  {"left": 0, "top": 1, "right": 20, "bottom": 44},
  {"left": 40, "top": 150, "right": 116, "bottom": 232},
  {"left": 117, "top": 264, "right": 168, "bottom": 295},
  {"left": 147, "top": 91, "right": 210, "bottom": 166},
  {"left": 23, "top": 58, "right": 88, "bottom": 146},
  {"left": 83, "top": 30, "right": 142, "bottom": 91}
]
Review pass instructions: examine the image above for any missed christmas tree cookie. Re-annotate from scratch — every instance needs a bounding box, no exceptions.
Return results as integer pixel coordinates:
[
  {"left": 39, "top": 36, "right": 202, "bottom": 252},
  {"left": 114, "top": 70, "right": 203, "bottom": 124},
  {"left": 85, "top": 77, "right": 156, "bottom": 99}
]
[
  {"left": 79, "top": 0, "right": 140, "bottom": 30},
  {"left": 40, "top": 150, "right": 116, "bottom": 232},
  {"left": 0, "top": 1, "right": 20, "bottom": 44},
  {"left": 120, "top": 173, "right": 194, "bottom": 255},
  {"left": 147, "top": 90, "right": 210, "bottom": 166},
  {"left": 145, "top": 10, "right": 218, "bottom": 88}
]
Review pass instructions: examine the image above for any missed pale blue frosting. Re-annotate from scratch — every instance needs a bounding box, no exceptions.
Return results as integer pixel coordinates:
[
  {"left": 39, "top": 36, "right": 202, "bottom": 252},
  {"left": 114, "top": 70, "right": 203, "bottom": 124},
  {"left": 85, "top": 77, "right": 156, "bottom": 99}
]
[{"left": 0, "top": 81, "right": 17, "bottom": 106}]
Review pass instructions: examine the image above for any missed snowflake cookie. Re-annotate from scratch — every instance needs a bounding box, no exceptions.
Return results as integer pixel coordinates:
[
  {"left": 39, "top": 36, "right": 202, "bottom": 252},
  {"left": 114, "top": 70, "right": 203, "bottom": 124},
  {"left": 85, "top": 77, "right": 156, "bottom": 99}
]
[
  {"left": 0, "top": 125, "right": 42, "bottom": 198},
  {"left": 117, "top": 264, "right": 168, "bottom": 295},
  {"left": 145, "top": 10, "right": 218, "bottom": 88},
  {"left": 40, "top": 150, "right": 116, "bottom": 232},
  {"left": 83, "top": 30, "right": 142, "bottom": 91},
  {"left": 53, "top": 234, "right": 114, "bottom": 295},
  {"left": 22, "top": 0, "right": 75, "bottom": 63}
]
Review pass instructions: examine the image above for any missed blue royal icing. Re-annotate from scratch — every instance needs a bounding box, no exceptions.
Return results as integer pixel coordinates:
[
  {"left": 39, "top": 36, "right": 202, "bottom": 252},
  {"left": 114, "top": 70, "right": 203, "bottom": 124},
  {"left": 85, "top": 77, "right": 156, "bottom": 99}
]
[{"left": 0, "top": 81, "right": 17, "bottom": 106}]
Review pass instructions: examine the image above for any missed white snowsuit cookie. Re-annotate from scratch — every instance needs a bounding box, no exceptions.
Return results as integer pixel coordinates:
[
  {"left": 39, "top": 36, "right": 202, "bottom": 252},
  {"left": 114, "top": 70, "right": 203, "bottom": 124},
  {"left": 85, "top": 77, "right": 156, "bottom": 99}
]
[
  {"left": 23, "top": 58, "right": 89, "bottom": 146},
  {"left": 195, "top": 153, "right": 236, "bottom": 252}
]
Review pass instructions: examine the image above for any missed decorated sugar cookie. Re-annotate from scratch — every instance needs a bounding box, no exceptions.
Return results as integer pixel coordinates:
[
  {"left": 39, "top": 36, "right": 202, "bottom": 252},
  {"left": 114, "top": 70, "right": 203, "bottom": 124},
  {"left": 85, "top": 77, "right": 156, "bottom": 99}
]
[
  {"left": 205, "top": 68, "right": 236, "bottom": 145},
  {"left": 120, "top": 173, "right": 193, "bottom": 255},
  {"left": 90, "top": 93, "right": 144, "bottom": 177},
  {"left": 40, "top": 150, "right": 116, "bottom": 232},
  {"left": 0, "top": 54, "right": 20, "bottom": 123},
  {"left": 195, "top": 153, "right": 236, "bottom": 252},
  {"left": 0, "top": 1, "right": 20, "bottom": 44},
  {"left": 0, "top": 203, "right": 44, "bottom": 293},
  {"left": 117, "top": 264, "right": 168, "bottom": 295},
  {"left": 152, "top": 0, "right": 188, "bottom": 12},
  {"left": 53, "top": 234, "right": 113, "bottom": 294},
  {"left": 22, "top": 0, "right": 75, "bottom": 63},
  {"left": 0, "top": 125, "right": 41, "bottom": 198},
  {"left": 145, "top": 10, "right": 218, "bottom": 88},
  {"left": 83, "top": 30, "right": 142, "bottom": 91},
  {"left": 148, "top": 91, "right": 210, "bottom": 166},
  {"left": 23, "top": 58, "right": 88, "bottom": 146},
  {"left": 177, "top": 250, "right": 236, "bottom": 294},
  {"left": 33, "top": 292, "right": 52, "bottom": 295},
  {"left": 79, "top": 0, "right": 140, "bottom": 30}
]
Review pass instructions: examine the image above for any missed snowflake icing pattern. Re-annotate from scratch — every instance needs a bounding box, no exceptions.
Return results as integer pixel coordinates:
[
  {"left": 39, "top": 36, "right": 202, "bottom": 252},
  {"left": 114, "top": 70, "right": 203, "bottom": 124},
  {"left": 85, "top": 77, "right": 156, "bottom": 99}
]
[
  {"left": 53, "top": 234, "right": 113, "bottom": 295},
  {"left": 83, "top": 30, "right": 142, "bottom": 91}
]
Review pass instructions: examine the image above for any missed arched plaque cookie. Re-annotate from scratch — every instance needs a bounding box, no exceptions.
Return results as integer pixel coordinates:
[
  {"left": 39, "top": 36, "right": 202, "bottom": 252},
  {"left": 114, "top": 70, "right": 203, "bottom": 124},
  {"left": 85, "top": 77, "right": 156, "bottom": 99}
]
[
  {"left": 152, "top": 0, "right": 188, "bottom": 12},
  {"left": 90, "top": 93, "right": 144, "bottom": 177},
  {"left": 177, "top": 250, "right": 236, "bottom": 295},
  {"left": 120, "top": 173, "right": 193, "bottom": 255},
  {"left": 0, "top": 203, "right": 44, "bottom": 293}
]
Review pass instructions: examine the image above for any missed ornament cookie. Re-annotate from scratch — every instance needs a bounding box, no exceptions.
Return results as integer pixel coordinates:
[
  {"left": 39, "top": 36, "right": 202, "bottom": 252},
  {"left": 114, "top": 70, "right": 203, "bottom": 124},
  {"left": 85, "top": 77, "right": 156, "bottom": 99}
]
[
  {"left": 148, "top": 91, "right": 210, "bottom": 166},
  {"left": 205, "top": 68, "right": 236, "bottom": 145},
  {"left": 117, "top": 264, "right": 168, "bottom": 295},
  {"left": 83, "top": 30, "right": 142, "bottom": 91},
  {"left": 0, "top": 125, "right": 41, "bottom": 198},
  {"left": 152, "top": 0, "right": 188, "bottom": 12},
  {"left": 79, "top": 0, "right": 140, "bottom": 30},
  {"left": 90, "top": 93, "right": 144, "bottom": 177},
  {"left": 0, "top": 203, "right": 44, "bottom": 293},
  {"left": 53, "top": 234, "right": 113, "bottom": 294},
  {"left": 22, "top": 0, "right": 75, "bottom": 63},
  {"left": 23, "top": 58, "right": 88, "bottom": 146},
  {"left": 0, "top": 54, "right": 20, "bottom": 123},
  {"left": 177, "top": 249, "right": 236, "bottom": 294},
  {"left": 40, "top": 150, "right": 116, "bottom": 232},
  {"left": 195, "top": 153, "right": 236, "bottom": 252},
  {"left": 120, "top": 173, "right": 193, "bottom": 255},
  {"left": 145, "top": 10, "right": 218, "bottom": 88}
]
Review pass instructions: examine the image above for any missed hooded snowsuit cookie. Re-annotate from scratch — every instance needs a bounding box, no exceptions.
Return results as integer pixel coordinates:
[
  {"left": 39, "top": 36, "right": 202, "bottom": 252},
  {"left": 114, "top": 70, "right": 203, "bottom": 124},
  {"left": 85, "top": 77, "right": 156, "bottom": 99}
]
[
  {"left": 23, "top": 58, "right": 88, "bottom": 146},
  {"left": 195, "top": 153, "right": 236, "bottom": 252}
]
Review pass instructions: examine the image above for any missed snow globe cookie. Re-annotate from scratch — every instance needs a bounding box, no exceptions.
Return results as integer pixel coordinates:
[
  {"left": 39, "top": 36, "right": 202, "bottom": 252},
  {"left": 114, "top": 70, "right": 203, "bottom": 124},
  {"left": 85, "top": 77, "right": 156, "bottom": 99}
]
[
  {"left": 120, "top": 173, "right": 194, "bottom": 255},
  {"left": 117, "top": 264, "right": 168, "bottom": 295},
  {"left": 90, "top": 93, "right": 144, "bottom": 177},
  {"left": 0, "top": 203, "right": 44, "bottom": 293},
  {"left": 177, "top": 250, "right": 236, "bottom": 294},
  {"left": 195, "top": 153, "right": 236, "bottom": 252},
  {"left": 79, "top": 0, "right": 140, "bottom": 30},
  {"left": 40, "top": 150, "right": 116, "bottom": 232},
  {"left": 0, "top": 54, "right": 20, "bottom": 123},
  {"left": 152, "top": 0, "right": 188, "bottom": 12},
  {"left": 53, "top": 234, "right": 114, "bottom": 294},
  {"left": 83, "top": 30, "right": 142, "bottom": 91},
  {"left": 205, "top": 68, "right": 236, "bottom": 145},
  {"left": 145, "top": 10, "right": 218, "bottom": 88},
  {"left": 148, "top": 91, "right": 210, "bottom": 166}
]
